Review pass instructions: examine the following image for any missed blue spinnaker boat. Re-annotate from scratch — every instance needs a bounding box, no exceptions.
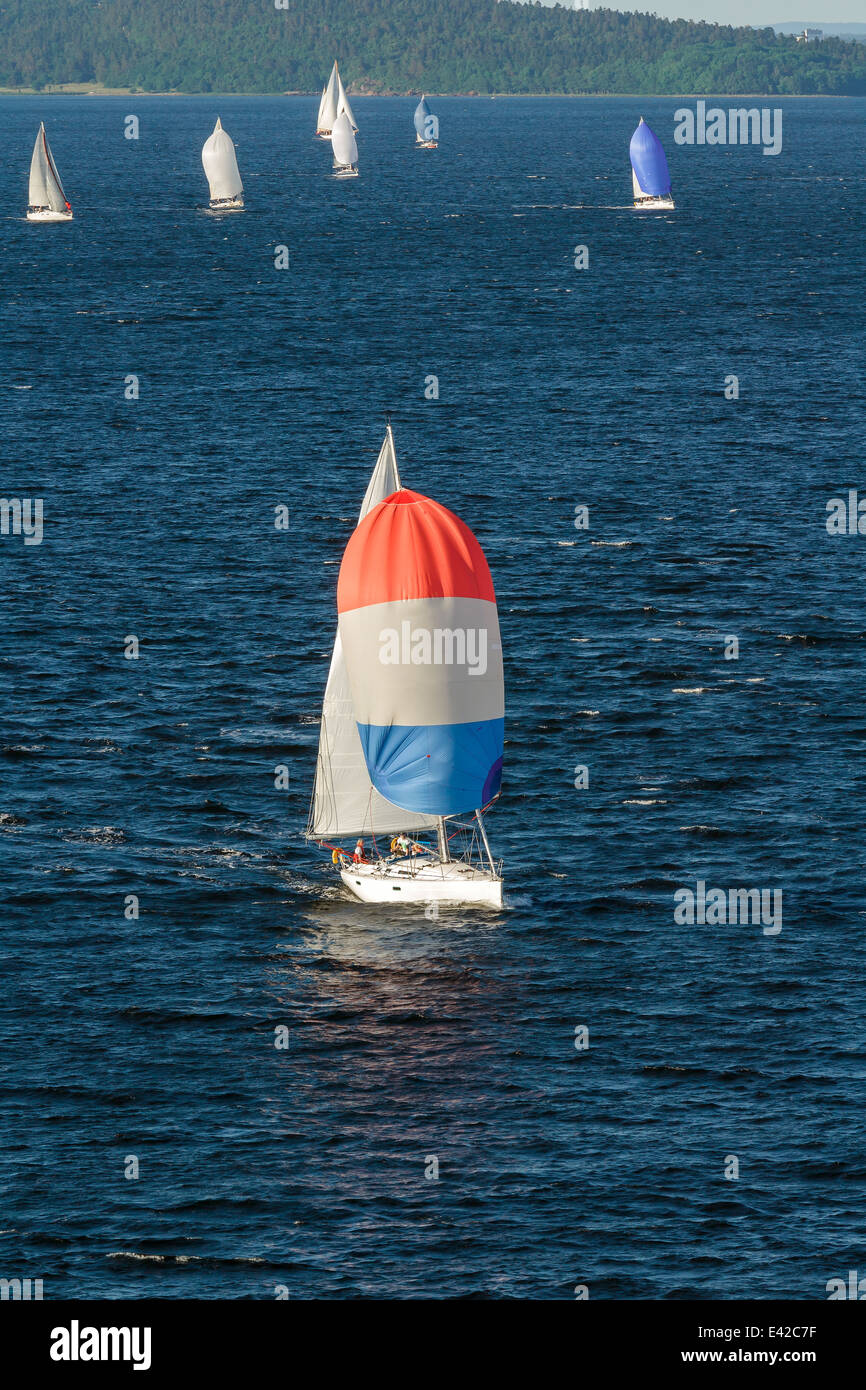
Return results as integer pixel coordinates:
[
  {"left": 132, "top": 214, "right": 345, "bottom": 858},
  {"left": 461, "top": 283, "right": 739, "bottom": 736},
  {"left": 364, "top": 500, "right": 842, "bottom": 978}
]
[{"left": 629, "top": 117, "right": 672, "bottom": 200}]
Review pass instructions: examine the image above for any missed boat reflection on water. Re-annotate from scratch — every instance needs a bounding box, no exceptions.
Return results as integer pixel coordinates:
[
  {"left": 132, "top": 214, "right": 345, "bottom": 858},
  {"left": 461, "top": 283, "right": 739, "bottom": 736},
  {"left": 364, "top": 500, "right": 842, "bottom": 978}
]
[{"left": 288, "top": 888, "right": 503, "bottom": 970}]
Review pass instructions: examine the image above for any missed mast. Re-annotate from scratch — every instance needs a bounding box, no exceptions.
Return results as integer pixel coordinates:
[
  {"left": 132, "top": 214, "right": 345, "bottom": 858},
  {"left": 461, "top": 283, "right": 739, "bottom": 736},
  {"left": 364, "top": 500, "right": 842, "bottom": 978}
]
[
  {"left": 436, "top": 816, "right": 451, "bottom": 864},
  {"left": 386, "top": 421, "right": 401, "bottom": 489},
  {"left": 475, "top": 809, "right": 496, "bottom": 875}
]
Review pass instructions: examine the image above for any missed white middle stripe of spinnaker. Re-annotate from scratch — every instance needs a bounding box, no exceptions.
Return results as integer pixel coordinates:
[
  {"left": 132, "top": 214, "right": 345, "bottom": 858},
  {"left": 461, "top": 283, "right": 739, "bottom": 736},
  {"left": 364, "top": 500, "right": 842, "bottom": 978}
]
[{"left": 339, "top": 595, "right": 504, "bottom": 729}]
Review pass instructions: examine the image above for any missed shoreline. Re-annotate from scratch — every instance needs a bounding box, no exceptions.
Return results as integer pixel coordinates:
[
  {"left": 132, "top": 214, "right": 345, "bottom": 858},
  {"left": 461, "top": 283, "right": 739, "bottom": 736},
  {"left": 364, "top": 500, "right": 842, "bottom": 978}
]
[{"left": 0, "top": 86, "right": 859, "bottom": 100}]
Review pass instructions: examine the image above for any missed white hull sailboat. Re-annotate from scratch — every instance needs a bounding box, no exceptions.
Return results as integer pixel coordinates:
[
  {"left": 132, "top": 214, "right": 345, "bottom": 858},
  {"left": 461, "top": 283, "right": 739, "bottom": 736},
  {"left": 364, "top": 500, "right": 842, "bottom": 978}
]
[
  {"left": 342, "top": 848, "right": 502, "bottom": 906},
  {"left": 316, "top": 60, "right": 357, "bottom": 140},
  {"left": 27, "top": 123, "right": 73, "bottom": 223},
  {"left": 306, "top": 427, "right": 505, "bottom": 908},
  {"left": 413, "top": 95, "right": 438, "bottom": 149},
  {"left": 201, "top": 116, "right": 244, "bottom": 211},
  {"left": 630, "top": 117, "right": 675, "bottom": 210},
  {"left": 330, "top": 111, "right": 359, "bottom": 178},
  {"left": 26, "top": 209, "right": 72, "bottom": 224}
]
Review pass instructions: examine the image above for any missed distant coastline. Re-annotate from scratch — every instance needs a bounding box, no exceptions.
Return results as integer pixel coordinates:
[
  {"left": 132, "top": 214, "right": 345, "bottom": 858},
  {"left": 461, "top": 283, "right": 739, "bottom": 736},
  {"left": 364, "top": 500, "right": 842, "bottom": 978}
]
[
  {"left": 1, "top": 85, "right": 861, "bottom": 100},
  {"left": 2, "top": 1, "right": 865, "bottom": 99}
]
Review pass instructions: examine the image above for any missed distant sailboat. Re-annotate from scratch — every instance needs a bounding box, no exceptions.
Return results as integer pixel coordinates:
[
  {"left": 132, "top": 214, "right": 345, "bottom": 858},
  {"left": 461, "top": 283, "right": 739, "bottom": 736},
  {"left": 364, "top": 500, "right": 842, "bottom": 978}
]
[
  {"left": 201, "top": 117, "right": 244, "bottom": 211},
  {"left": 306, "top": 427, "right": 505, "bottom": 908},
  {"left": 27, "top": 123, "right": 72, "bottom": 223},
  {"left": 413, "top": 95, "right": 438, "bottom": 149},
  {"left": 331, "top": 111, "right": 359, "bottom": 178},
  {"left": 316, "top": 60, "right": 357, "bottom": 138},
  {"left": 629, "top": 117, "right": 675, "bottom": 210}
]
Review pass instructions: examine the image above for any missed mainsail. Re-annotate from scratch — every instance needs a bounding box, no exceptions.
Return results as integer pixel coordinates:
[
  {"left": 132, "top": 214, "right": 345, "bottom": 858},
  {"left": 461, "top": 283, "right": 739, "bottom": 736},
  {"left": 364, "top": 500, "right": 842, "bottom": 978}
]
[
  {"left": 307, "top": 429, "right": 438, "bottom": 840},
  {"left": 331, "top": 112, "right": 358, "bottom": 169},
  {"left": 201, "top": 117, "right": 243, "bottom": 201},
  {"left": 337, "top": 491, "right": 505, "bottom": 817},
  {"left": 629, "top": 117, "right": 672, "bottom": 198},
  {"left": 29, "top": 124, "right": 69, "bottom": 213},
  {"left": 316, "top": 64, "right": 339, "bottom": 134},
  {"left": 335, "top": 69, "right": 357, "bottom": 131}
]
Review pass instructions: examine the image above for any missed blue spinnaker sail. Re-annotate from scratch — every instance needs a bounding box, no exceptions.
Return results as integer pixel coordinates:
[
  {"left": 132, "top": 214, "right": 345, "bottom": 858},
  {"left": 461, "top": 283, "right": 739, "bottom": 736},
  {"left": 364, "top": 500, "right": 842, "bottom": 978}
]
[{"left": 629, "top": 118, "right": 671, "bottom": 197}]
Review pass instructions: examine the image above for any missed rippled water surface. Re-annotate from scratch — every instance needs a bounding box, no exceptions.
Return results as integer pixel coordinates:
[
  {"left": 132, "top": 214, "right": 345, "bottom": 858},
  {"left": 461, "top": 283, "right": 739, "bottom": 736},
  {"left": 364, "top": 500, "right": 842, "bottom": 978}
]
[{"left": 1, "top": 94, "right": 865, "bottom": 1299}]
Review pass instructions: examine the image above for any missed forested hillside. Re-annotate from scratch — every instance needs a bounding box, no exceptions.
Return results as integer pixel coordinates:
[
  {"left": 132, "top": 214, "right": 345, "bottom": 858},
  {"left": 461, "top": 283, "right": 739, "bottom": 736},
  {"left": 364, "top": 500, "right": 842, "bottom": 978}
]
[{"left": 0, "top": 0, "right": 864, "bottom": 94}]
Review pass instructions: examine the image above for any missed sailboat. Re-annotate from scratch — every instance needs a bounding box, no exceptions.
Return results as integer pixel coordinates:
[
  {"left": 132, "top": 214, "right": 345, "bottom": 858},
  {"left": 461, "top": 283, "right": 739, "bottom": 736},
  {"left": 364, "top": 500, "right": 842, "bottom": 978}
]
[
  {"left": 413, "top": 95, "right": 438, "bottom": 149},
  {"left": 306, "top": 427, "right": 505, "bottom": 908},
  {"left": 201, "top": 117, "right": 244, "bottom": 211},
  {"left": 315, "top": 60, "right": 357, "bottom": 139},
  {"left": 330, "top": 112, "right": 359, "bottom": 178},
  {"left": 629, "top": 117, "right": 675, "bottom": 211},
  {"left": 27, "top": 123, "right": 73, "bottom": 223}
]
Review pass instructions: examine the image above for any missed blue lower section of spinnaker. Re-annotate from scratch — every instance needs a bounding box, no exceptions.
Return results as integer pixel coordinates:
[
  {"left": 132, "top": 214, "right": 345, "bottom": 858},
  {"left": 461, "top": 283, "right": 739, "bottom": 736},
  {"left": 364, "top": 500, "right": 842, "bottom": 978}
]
[
  {"left": 358, "top": 718, "right": 504, "bottom": 815},
  {"left": 630, "top": 120, "right": 671, "bottom": 196}
]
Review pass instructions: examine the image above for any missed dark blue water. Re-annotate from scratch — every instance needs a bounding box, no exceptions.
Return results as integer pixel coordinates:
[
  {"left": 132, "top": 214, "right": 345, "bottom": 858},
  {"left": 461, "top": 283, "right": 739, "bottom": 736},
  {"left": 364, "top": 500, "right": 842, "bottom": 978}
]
[{"left": 2, "top": 94, "right": 865, "bottom": 1300}]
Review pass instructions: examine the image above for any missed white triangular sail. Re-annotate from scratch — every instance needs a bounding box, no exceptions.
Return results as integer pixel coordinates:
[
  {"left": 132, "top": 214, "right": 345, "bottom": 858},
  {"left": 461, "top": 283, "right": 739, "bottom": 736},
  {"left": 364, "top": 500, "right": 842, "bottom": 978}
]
[
  {"left": 201, "top": 117, "right": 243, "bottom": 201},
  {"left": 307, "top": 427, "right": 439, "bottom": 840},
  {"left": 29, "top": 124, "right": 68, "bottom": 212},
  {"left": 331, "top": 112, "right": 358, "bottom": 169},
  {"left": 335, "top": 69, "right": 357, "bottom": 131},
  {"left": 414, "top": 96, "right": 432, "bottom": 141},
  {"left": 317, "top": 63, "right": 339, "bottom": 134},
  {"left": 632, "top": 167, "right": 644, "bottom": 199}
]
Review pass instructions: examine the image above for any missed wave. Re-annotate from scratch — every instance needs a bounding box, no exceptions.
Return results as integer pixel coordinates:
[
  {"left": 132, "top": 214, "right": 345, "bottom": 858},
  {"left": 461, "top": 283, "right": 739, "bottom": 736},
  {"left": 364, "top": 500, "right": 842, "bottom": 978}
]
[{"left": 106, "top": 1251, "right": 270, "bottom": 1267}]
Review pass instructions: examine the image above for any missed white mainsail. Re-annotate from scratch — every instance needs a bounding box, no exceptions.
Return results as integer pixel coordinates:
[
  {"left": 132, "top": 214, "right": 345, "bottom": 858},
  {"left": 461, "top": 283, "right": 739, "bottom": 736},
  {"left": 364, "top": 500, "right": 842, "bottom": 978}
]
[
  {"left": 307, "top": 427, "right": 439, "bottom": 841},
  {"left": 202, "top": 117, "right": 243, "bottom": 201},
  {"left": 335, "top": 69, "right": 357, "bottom": 131},
  {"left": 29, "top": 123, "right": 69, "bottom": 213},
  {"left": 331, "top": 112, "right": 358, "bottom": 170},
  {"left": 632, "top": 167, "right": 644, "bottom": 199},
  {"left": 316, "top": 63, "right": 339, "bottom": 134}
]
